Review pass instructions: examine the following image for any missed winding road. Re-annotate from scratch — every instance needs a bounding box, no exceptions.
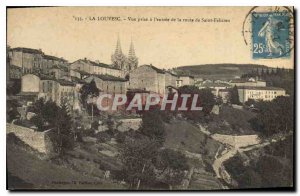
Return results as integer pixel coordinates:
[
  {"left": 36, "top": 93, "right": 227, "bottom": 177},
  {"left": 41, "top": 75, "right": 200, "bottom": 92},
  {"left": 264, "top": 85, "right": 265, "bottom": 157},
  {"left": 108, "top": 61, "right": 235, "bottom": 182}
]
[{"left": 197, "top": 124, "right": 290, "bottom": 186}]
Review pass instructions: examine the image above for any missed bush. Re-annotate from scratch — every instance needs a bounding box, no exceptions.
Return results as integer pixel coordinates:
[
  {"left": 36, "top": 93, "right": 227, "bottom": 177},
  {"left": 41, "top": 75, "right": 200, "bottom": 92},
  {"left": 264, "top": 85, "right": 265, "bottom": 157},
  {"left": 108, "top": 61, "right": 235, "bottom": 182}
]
[{"left": 116, "top": 132, "right": 126, "bottom": 143}]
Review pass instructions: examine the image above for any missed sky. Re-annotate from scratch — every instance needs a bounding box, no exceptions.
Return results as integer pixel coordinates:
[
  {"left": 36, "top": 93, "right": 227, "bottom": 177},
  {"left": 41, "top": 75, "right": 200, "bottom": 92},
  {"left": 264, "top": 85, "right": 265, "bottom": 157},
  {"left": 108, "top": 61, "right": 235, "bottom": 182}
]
[{"left": 7, "top": 7, "right": 294, "bottom": 69}]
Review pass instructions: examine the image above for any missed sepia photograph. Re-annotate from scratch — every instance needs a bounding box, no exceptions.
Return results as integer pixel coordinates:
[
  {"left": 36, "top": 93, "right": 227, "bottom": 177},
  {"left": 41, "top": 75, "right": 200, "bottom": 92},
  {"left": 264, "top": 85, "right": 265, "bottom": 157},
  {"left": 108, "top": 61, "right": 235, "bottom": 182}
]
[{"left": 6, "top": 6, "right": 295, "bottom": 190}]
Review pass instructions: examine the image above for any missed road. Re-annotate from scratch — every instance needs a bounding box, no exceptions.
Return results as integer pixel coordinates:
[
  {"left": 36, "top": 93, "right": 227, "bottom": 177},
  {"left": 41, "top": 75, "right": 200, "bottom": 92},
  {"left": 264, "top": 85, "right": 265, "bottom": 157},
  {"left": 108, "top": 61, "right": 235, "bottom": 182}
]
[{"left": 197, "top": 124, "right": 289, "bottom": 186}]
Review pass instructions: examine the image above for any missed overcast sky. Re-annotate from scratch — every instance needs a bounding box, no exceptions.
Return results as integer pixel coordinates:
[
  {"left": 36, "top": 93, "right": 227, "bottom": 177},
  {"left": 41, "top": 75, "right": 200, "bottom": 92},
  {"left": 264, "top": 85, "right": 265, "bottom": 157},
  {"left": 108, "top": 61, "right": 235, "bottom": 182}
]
[{"left": 7, "top": 7, "right": 294, "bottom": 69}]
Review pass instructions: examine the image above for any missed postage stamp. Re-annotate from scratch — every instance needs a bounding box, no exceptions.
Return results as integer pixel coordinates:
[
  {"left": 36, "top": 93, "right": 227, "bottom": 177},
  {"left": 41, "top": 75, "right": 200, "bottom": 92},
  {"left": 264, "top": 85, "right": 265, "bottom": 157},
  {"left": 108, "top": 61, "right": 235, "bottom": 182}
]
[{"left": 251, "top": 12, "right": 290, "bottom": 59}]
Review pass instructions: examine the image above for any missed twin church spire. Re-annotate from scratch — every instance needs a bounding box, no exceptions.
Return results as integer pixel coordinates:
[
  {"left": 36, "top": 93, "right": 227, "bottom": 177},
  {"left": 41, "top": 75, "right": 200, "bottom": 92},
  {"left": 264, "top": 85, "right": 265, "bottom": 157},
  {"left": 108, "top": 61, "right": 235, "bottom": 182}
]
[{"left": 111, "top": 35, "right": 138, "bottom": 71}]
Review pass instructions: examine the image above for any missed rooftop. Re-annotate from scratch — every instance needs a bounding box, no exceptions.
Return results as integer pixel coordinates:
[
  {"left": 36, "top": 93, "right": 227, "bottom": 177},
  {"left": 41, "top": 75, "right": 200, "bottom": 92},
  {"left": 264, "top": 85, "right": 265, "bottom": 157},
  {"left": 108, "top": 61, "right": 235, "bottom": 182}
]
[
  {"left": 238, "top": 86, "right": 285, "bottom": 91},
  {"left": 28, "top": 72, "right": 55, "bottom": 80},
  {"left": 143, "top": 64, "right": 165, "bottom": 74},
  {"left": 50, "top": 64, "right": 69, "bottom": 71},
  {"left": 201, "top": 82, "right": 231, "bottom": 88},
  {"left": 71, "top": 69, "right": 89, "bottom": 76},
  {"left": 75, "top": 59, "right": 121, "bottom": 71},
  {"left": 90, "top": 74, "right": 127, "bottom": 82},
  {"left": 71, "top": 76, "right": 87, "bottom": 84},
  {"left": 127, "top": 88, "right": 150, "bottom": 93},
  {"left": 22, "top": 73, "right": 76, "bottom": 86},
  {"left": 179, "top": 75, "right": 195, "bottom": 79},
  {"left": 10, "top": 47, "right": 44, "bottom": 55},
  {"left": 165, "top": 71, "right": 178, "bottom": 77},
  {"left": 44, "top": 55, "right": 67, "bottom": 62},
  {"left": 56, "top": 79, "right": 76, "bottom": 86}
]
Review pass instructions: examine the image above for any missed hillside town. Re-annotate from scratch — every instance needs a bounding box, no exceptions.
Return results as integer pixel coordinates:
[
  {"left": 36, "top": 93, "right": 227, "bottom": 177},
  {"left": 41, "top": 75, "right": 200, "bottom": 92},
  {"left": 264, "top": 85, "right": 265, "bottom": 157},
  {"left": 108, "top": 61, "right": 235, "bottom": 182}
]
[{"left": 7, "top": 37, "right": 294, "bottom": 190}]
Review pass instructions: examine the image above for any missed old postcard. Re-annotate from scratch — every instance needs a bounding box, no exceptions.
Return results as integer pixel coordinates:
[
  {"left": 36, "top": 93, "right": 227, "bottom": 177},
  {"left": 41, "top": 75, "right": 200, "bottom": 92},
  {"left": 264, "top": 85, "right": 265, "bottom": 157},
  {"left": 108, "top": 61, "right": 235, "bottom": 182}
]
[{"left": 6, "top": 6, "right": 294, "bottom": 190}]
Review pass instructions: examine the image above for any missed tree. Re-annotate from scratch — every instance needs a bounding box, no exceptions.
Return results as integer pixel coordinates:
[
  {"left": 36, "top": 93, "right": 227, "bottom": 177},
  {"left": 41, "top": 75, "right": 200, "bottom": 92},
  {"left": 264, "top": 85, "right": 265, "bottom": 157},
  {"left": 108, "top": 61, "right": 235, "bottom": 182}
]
[
  {"left": 91, "top": 120, "right": 99, "bottom": 130},
  {"left": 30, "top": 115, "right": 44, "bottom": 131},
  {"left": 29, "top": 98, "right": 59, "bottom": 131},
  {"left": 141, "top": 108, "right": 166, "bottom": 144},
  {"left": 249, "top": 96, "right": 293, "bottom": 136},
  {"left": 7, "top": 99, "right": 20, "bottom": 122},
  {"left": 229, "top": 85, "right": 240, "bottom": 105},
  {"left": 120, "top": 137, "right": 159, "bottom": 189},
  {"left": 154, "top": 149, "right": 189, "bottom": 189},
  {"left": 177, "top": 86, "right": 215, "bottom": 118},
  {"left": 55, "top": 100, "right": 74, "bottom": 155},
  {"left": 29, "top": 98, "right": 74, "bottom": 154},
  {"left": 245, "top": 99, "right": 256, "bottom": 107},
  {"left": 79, "top": 80, "right": 100, "bottom": 108}
]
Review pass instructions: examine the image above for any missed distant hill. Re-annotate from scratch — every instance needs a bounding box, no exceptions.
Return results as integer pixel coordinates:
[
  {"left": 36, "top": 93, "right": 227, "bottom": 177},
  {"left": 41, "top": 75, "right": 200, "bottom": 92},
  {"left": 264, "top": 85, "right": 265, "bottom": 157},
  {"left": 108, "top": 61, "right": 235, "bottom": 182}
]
[{"left": 175, "top": 64, "right": 271, "bottom": 80}]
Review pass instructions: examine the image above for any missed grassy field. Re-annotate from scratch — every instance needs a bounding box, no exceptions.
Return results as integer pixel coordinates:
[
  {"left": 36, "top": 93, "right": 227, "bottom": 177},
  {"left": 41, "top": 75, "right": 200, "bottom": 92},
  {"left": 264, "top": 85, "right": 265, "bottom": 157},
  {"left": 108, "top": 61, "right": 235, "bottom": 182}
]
[
  {"left": 7, "top": 133, "right": 125, "bottom": 190},
  {"left": 164, "top": 119, "right": 221, "bottom": 157},
  {"left": 163, "top": 119, "right": 224, "bottom": 189}
]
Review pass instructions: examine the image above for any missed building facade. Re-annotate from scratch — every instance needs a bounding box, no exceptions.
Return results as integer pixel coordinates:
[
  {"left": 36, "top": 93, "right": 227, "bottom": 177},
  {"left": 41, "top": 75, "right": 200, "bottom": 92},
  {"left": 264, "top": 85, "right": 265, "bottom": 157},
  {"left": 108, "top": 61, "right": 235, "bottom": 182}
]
[
  {"left": 21, "top": 74, "right": 76, "bottom": 107},
  {"left": 84, "top": 74, "right": 127, "bottom": 94},
  {"left": 70, "top": 59, "right": 125, "bottom": 78},
  {"left": 237, "top": 86, "right": 286, "bottom": 103},
  {"left": 176, "top": 75, "right": 195, "bottom": 87},
  {"left": 8, "top": 47, "right": 68, "bottom": 75},
  {"left": 128, "top": 65, "right": 166, "bottom": 94}
]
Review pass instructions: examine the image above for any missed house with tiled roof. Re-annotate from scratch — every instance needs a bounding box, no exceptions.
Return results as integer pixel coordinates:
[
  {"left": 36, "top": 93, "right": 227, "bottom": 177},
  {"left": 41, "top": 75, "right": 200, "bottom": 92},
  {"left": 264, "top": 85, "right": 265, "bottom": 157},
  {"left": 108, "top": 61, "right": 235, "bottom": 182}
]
[{"left": 69, "top": 58, "right": 125, "bottom": 79}]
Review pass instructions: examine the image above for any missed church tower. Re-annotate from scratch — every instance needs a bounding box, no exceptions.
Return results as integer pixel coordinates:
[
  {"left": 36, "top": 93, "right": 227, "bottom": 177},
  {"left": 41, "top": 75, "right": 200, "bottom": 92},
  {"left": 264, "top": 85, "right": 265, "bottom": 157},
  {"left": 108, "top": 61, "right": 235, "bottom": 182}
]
[
  {"left": 111, "top": 35, "right": 126, "bottom": 70},
  {"left": 126, "top": 39, "right": 138, "bottom": 71}
]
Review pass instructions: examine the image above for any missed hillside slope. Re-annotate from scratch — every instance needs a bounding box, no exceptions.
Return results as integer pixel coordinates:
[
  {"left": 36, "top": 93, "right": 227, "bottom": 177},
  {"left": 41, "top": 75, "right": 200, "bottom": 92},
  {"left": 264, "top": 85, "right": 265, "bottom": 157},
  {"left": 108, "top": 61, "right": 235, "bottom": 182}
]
[{"left": 175, "top": 64, "right": 269, "bottom": 80}]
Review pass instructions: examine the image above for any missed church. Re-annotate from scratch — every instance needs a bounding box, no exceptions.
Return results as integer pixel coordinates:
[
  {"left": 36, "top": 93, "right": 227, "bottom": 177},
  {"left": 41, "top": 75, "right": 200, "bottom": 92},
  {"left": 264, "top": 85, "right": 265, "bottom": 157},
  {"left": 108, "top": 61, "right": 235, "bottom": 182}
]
[{"left": 111, "top": 36, "right": 138, "bottom": 72}]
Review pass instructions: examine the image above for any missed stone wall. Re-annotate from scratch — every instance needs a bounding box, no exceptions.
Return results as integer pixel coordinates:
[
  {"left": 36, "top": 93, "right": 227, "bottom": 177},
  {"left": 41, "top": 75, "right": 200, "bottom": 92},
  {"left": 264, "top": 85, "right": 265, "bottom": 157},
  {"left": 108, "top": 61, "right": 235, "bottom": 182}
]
[
  {"left": 6, "top": 123, "right": 55, "bottom": 155},
  {"left": 116, "top": 118, "right": 142, "bottom": 132},
  {"left": 212, "top": 134, "right": 260, "bottom": 148}
]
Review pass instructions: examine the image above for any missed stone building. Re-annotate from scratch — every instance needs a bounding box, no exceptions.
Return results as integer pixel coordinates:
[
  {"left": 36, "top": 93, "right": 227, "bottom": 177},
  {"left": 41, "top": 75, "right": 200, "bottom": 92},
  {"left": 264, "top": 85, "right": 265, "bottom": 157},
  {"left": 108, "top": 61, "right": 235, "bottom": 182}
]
[
  {"left": 8, "top": 47, "right": 68, "bottom": 75},
  {"left": 176, "top": 75, "right": 195, "bottom": 87},
  {"left": 237, "top": 86, "right": 286, "bottom": 103},
  {"left": 84, "top": 74, "right": 127, "bottom": 94},
  {"left": 128, "top": 64, "right": 179, "bottom": 95},
  {"left": 9, "top": 47, "right": 44, "bottom": 73},
  {"left": 129, "top": 64, "right": 165, "bottom": 94},
  {"left": 42, "top": 55, "right": 68, "bottom": 75},
  {"left": 70, "top": 58, "right": 125, "bottom": 78},
  {"left": 21, "top": 73, "right": 76, "bottom": 107},
  {"left": 165, "top": 71, "right": 178, "bottom": 87},
  {"left": 8, "top": 64, "right": 22, "bottom": 80},
  {"left": 49, "top": 65, "right": 69, "bottom": 79}
]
